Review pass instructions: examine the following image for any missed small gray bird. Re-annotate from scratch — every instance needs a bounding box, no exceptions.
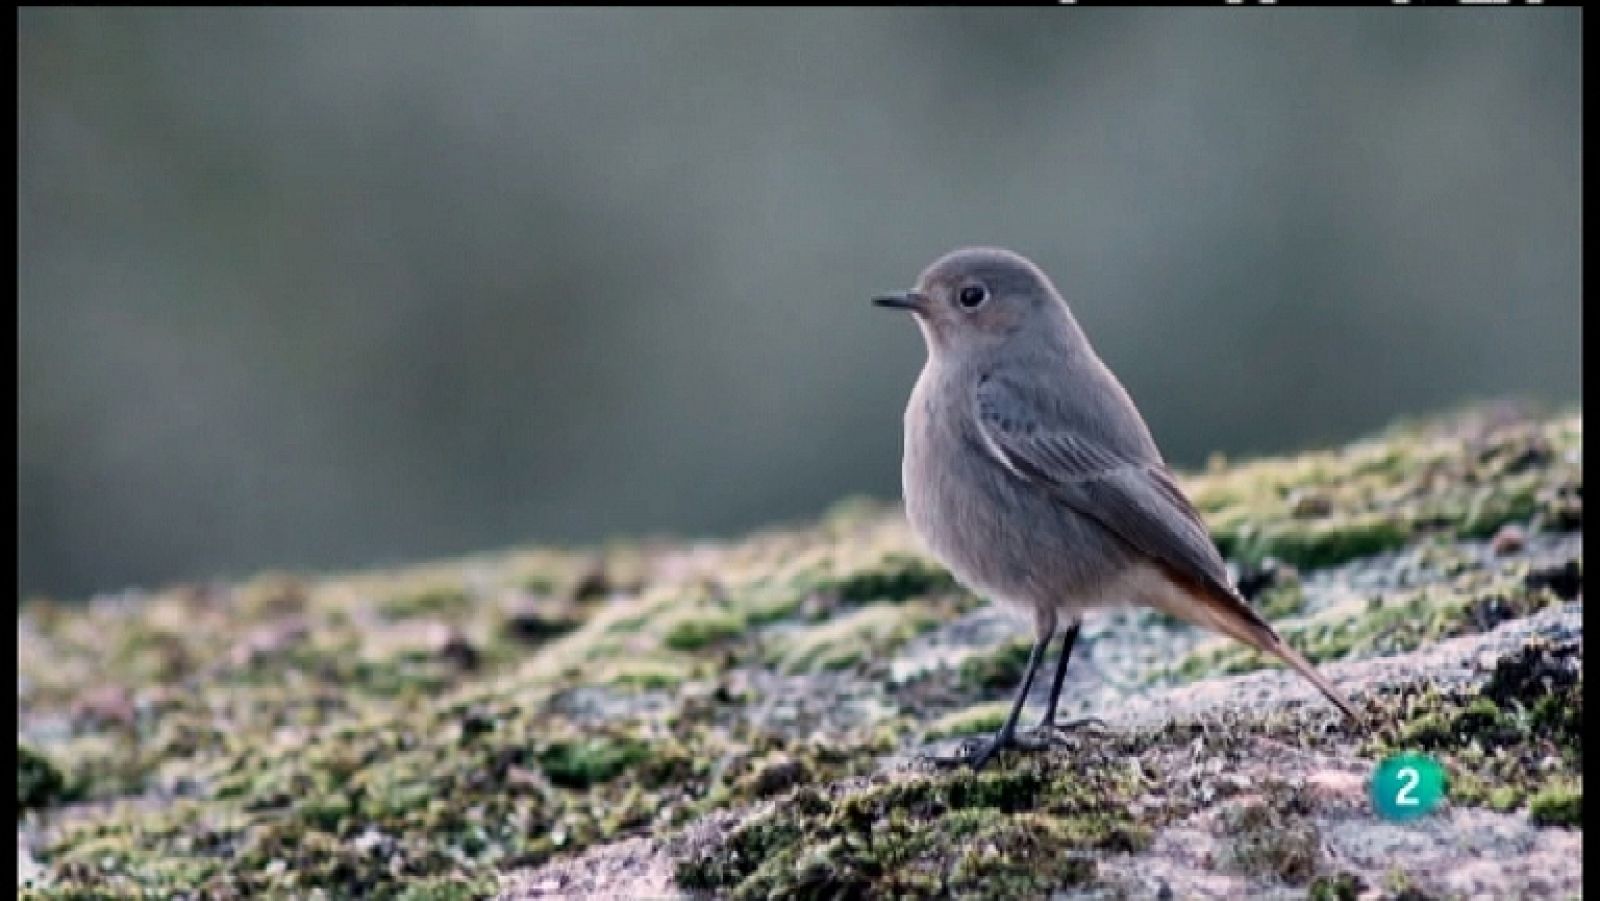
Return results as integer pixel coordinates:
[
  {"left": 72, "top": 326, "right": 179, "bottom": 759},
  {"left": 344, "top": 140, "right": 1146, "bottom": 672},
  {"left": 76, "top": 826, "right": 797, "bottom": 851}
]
[{"left": 874, "top": 247, "right": 1359, "bottom": 769}]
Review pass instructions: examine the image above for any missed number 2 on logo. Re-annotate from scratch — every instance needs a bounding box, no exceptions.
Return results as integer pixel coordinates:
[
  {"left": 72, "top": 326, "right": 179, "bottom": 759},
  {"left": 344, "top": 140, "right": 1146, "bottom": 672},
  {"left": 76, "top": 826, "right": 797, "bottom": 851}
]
[{"left": 1394, "top": 766, "right": 1420, "bottom": 807}]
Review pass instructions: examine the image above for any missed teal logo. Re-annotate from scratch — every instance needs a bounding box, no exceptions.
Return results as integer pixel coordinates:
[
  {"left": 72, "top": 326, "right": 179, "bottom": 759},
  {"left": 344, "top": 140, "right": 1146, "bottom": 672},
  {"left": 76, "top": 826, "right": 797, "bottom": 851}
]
[{"left": 1371, "top": 754, "right": 1446, "bottom": 821}]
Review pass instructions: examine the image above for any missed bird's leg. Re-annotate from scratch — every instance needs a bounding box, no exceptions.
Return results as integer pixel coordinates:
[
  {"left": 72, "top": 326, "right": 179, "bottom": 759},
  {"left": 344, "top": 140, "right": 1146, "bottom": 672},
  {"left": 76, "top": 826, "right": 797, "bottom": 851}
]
[
  {"left": 1032, "top": 621, "right": 1106, "bottom": 735},
  {"left": 959, "top": 617, "right": 1054, "bottom": 770},
  {"left": 1036, "top": 620, "right": 1081, "bottom": 730}
]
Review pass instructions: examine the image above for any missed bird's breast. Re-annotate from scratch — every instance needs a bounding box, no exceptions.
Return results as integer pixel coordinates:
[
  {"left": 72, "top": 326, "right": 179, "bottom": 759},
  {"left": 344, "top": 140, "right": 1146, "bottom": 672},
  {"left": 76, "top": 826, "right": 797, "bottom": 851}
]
[
  {"left": 901, "top": 375, "right": 1032, "bottom": 596},
  {"left": 899, "top": 367, "right": 1140, "bottom": 616}
]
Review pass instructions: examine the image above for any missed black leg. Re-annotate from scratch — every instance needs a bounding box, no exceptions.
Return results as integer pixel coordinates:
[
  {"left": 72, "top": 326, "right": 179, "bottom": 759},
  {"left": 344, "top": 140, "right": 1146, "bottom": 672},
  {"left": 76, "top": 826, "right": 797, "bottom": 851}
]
[
  {"left": 964, "top": 629, "right": 1051, "bottom": 770},
  {"left": 1037, "top": 621, "right": 1081, "bottom": 730},
  {"left": 1032, "top": 620, "right": 1106, "bottom": 737}
]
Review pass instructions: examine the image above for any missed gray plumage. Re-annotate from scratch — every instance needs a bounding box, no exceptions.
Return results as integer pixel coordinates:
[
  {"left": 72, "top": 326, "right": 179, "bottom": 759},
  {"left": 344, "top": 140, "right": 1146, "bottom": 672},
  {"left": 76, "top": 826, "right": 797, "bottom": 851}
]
[{"left": 875, "top": 247, "right": 1357, "bottom": 767}]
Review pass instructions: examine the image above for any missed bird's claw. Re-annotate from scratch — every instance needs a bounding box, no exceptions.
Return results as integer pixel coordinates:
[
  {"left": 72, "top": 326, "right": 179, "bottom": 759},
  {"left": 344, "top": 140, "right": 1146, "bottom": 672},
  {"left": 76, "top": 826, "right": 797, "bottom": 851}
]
[
  {"left": 919, "top": 715, "right": 1111, "bottom": 769},
  {"left": 921, "top": 728, "right": 1053, "bottom": 771},
  {"left": 1036, "top": 716, "right": 1108, "bottom": 741}
]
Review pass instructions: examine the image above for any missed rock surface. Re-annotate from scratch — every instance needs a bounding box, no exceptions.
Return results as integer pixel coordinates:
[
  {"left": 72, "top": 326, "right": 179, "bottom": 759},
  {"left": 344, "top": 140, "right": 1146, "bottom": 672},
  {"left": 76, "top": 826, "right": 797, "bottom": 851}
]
[{"left": 16, "top": 405, "right": 1583, "bottom": 899}]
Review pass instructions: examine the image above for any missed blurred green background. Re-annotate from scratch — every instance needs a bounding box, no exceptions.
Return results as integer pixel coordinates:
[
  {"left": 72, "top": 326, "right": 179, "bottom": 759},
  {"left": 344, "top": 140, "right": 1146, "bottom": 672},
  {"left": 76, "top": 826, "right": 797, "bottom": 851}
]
[{"left": 18, "top": 9, "right": 1581, "bottom": 598}]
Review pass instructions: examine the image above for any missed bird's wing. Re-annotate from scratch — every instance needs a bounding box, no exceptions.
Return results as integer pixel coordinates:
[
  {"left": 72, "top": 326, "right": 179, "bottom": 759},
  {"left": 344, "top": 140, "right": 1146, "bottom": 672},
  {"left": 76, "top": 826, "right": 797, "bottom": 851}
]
[
  {"left": 973, "top": 373, "right": 1360, "bottom": 722},
  {"left": 972, "top": 373, "right": 1239, "bottom": 605}
]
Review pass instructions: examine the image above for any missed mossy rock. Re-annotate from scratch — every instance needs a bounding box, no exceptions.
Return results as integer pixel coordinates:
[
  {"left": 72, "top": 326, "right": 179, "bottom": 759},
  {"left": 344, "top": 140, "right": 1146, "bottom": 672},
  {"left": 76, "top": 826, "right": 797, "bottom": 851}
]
[
  {"left": 1528, "top": 781, "right": 1582, "bottom": 828},
  {"left": 677, "top": 756, "right": 1149, "bottom": 899},
  {"left": 924, "top": 702, "right": 1013, "bottom": 742},
  {"left": 18, "top": 744, "right": 72, "bottom": 813},
  {"left": 828, "top": 552, "right": 957, "bottom": 605},
  {"left": 766, "top": 602, "right": 940, "bottom": 674},
  {"left": 660, "top": 607, "right": 746, "bottom": 651},
  {"left": 14, "top": 406, "right": 1581, "bottom": 897},
  {"left": 538, "top": 736, "right": 655, "bottom": 789},
  {"left": 1193, "top": 411, "right": 1580, "bottom": 572},
  {"left": 957, "top": 637, "right": 1035, "bottom": 694},
  {"left": 1159, "top": 567, "right": 1574, "bottom": 686}
]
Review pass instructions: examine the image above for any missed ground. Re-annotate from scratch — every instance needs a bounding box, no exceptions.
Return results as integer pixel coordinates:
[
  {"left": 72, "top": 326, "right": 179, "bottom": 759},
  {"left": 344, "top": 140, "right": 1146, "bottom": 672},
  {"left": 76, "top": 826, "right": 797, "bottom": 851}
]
[{"left": 16, "top": 403, "right": 1583, "bottom": 900}]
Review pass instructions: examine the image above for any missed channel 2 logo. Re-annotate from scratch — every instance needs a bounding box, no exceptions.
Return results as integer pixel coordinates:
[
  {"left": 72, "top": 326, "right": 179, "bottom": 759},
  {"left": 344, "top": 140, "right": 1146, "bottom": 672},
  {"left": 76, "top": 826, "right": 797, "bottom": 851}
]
[{"left": 1371, "top": 754, "right": 1447, "bottom": 822}]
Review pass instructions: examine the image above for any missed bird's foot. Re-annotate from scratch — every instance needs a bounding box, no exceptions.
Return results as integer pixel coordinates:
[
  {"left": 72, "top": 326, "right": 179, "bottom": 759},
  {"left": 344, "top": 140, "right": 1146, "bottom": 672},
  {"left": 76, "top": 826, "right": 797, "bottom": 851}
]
[
  {"left": 1036, "top": 715, "right": 1108, "bottom": 739},
  {"left": 923, "top": 728, "right": 1051, "bottom": 771},
  {"left": 1009, "top": 716, "right": 1109, "bottom": 749}
]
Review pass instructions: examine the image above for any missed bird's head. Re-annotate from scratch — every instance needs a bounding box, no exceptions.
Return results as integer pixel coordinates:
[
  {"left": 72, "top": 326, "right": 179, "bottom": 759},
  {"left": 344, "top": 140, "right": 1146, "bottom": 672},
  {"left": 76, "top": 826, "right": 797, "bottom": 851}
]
[{"left": 873, "top": 246, "right": 1079, "bottom": 360}]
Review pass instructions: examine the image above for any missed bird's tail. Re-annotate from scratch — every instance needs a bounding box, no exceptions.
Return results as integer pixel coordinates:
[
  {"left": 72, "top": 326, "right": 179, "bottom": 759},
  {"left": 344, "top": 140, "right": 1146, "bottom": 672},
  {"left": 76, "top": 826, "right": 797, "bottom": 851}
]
[{"left": 1163, "top": 573, "right": 1362, "bottom": 724}]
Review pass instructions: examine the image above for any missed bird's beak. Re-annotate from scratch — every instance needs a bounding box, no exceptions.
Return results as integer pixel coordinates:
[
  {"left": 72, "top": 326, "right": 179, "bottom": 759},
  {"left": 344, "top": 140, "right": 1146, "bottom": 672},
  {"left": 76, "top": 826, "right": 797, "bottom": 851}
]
[{"left": 872, "top": 291, "right": 928, "bottom": 313}]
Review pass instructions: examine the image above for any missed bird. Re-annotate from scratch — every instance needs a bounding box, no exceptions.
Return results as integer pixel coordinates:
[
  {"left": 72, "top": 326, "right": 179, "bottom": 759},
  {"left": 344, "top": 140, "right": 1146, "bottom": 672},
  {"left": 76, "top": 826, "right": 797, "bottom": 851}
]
[{"left": 872, "top": 246, "right": 1359, "bottom": 769}]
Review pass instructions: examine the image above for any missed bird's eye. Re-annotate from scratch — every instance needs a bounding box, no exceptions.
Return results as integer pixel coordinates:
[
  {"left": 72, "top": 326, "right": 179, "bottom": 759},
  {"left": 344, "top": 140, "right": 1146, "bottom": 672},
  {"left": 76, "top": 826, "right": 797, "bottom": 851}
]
[{"left": 957, "top": 284, "right": 988, "bottom": 309}]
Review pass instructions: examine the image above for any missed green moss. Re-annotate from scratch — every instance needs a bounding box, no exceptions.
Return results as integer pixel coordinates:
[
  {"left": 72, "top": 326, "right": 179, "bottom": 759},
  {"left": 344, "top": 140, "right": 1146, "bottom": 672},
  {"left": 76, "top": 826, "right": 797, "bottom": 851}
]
[
  {"left": 944, "top": 812, "right": 1098, "bottom": 896},
  {"left": 1382, "top": 866, "right": 1425, "bottom": 898},
  {"left": 18, "top": 744, "right": 72, "bottom": 813},
  {"left": 766, "top": 602, "right": 939, "bottom": 674},
  {"left": 382, "top": 583, "right": 474, "bottom": 620},
  {"left": 730, "top": 581, "right": 806, "bottom": 626},
  {"left": 394, "top": 877, "right": 498, "bottom": 900},
  {"left": 1219, "top": 514, "right": 1412, "bottom": 572},
  {"left": 956, "top": 637, "right": 1034, "bottom": 694},
  {"left": 586, "top": 654, "right": 697, "bottom": 690},
  {"left": 1459, "top": 479, "right": 1543, "bottom": 539},
  {"left": 1529, "top": 690, "right": 1582, "bottom": 762},
  {"left": 110, "top": 626, "right": 192, "bottom": 683},
  {"left": 1397, "top": 711, "right": 1453, "bottom": 748},
  {"left": 677, "top": 756, "right": 1150, "bottom": 899},
  {"left": 675, "top": 803, "right": 810, "bottom": 893},
  {"left": 538, "top": 736, "right": 654, "bottom": 789},
  {"left": 925, "top": 702, "right": 1011, "bottom": 741},
  {"left": 1529, "top": 781, "right": 1582, "bottom": 828},
  {"left": 1257, "top": 571, "right": 1307, "bottom": 621},
  {"left": 1486, "top": 785, "right": 1521, "bottom": 812},
  {"left": 501, "top": 608, "right": 581, "bottom": 645},
  {"left": 30, "top": 691, "right": 726, "bottom": 896},
  {"left": 1193, "top": 413, "right": 1581, "bottom": 573},
  {"left": 728, "top": 752, "right": 815, "bottom": 801},
  {"left": 1160, "top": 573, "right": 1566, "bottom": 685},
  {"left": 1391, "top": 694, "right": 1525, "bottom": 752},
  {"left": 829, "top": 553, "right": 956, "bottom": 605},
  {"left": 1308, "top": 872, "right": 1363, "bottom": 901},
  {"left": 661, "top": 608, "right": 746, "bottom": 651},
  {"left": 520, "top": 574, "right": 559, "bottom": 595},
  {"left": 1223, "top": 782, "right": 1321, "bottom": 885},
  {"left": 1364, "top": 640, "right": 1581, "bottom": 822},
  {"left": 294, "top": 791, "right": 354, "bottom": 831}
]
